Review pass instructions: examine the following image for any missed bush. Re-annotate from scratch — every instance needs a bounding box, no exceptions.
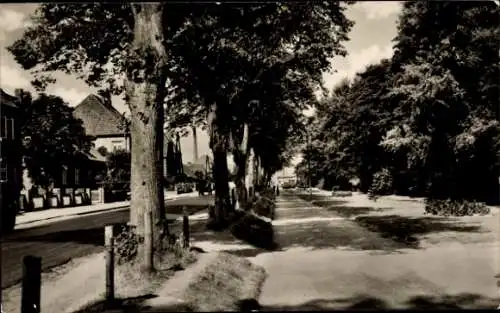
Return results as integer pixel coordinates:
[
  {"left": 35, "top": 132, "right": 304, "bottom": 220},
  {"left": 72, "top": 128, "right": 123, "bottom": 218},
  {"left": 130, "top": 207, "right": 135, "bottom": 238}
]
[
  {"left": 424, "top": 199, "right": 490, "bottom": 216},
  {"left": 368, "top": 168, "right": 393, "bottom": 200},
  {"left": 230, "top": 213, "right": 274, "bottom": 249},
  {"left": 252, "top": 196, "right": 276, "bottom": 220}
]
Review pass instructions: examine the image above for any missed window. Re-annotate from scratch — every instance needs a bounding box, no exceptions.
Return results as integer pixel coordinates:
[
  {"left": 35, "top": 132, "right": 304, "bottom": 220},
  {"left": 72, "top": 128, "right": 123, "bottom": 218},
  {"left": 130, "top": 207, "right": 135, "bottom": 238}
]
[
  {"left": 75, "top": 168, "right": 80, "bottom": 185},
  {"left": 1, "top": 117, "right": 15, "bottom": 139},
  {"left": 62, "top": 167, "right": 68, "bottom": 186},
  {"left": 0, "top": 160, "right": 7, "bottom": 182},
  {"left": 0, "top": 117, "right": 6, "bottom": 138},
  {"left": 111, "top": 140, "right": 123, "bottom": 151}
]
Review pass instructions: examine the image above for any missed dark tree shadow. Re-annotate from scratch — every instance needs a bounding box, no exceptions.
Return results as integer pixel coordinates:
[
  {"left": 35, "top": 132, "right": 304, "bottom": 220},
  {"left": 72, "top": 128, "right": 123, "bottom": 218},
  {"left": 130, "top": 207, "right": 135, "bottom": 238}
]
[
  {"left": 272, "top": 219, "right": 405, "bottom": 252},
  {"left": 256, "top": 293, "right": 499, "bottom": 311},
  {"left": 354, "top": 215, "right": 485, "bottom": 248},
  {"left": 406, "top": 293, "right": 499, "bottom": 309},
  {"left": 9, "top": 225, "right": 121, "bottom": 246},
  {"left": 71, "top": 294, "right": 192, "bottom": 313},
  {"left": 260, "top": 295, "right": 390, "bottom": 311},
  {"left": 325, "top": 206, "right": 392, "bottom": 218}
]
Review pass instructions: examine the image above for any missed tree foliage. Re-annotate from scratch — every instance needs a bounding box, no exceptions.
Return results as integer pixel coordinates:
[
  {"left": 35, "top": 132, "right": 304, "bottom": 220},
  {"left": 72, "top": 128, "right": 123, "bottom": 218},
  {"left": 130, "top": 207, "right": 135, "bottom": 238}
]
[
  {"left": 16, "top": 90, "right": 94, "bottom": 189},
  {"left": 298, "top": 1, "right": 500, "bottom": 204}
]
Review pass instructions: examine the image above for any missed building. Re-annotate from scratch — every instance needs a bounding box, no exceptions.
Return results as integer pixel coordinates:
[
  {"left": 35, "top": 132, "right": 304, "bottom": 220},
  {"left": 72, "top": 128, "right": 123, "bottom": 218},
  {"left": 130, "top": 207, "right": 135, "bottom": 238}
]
[
  {"left": 15, "top": 91, "right": 108, "bottom": 210},
  {"left": 0, "top": 89, "right": 23, "bottom": 232},
  {"left": 73, "top": 94, "right": 130, "bottom": 154}
]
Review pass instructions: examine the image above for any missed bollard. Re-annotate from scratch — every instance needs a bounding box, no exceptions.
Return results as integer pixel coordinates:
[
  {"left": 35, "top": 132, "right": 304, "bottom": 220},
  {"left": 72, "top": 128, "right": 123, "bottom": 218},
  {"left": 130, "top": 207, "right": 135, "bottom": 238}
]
[
  {"left": 21, "top": 255, "right": 41, "bottom": 313},
  {"left": 183, "top": 207, "right": 190, "bottom": 249},
  {"left": 144, "top": 211, "right": 154, "bottom": 272},
  {"left": 104, "top": 225, "right": 115, "bottom": 305}
]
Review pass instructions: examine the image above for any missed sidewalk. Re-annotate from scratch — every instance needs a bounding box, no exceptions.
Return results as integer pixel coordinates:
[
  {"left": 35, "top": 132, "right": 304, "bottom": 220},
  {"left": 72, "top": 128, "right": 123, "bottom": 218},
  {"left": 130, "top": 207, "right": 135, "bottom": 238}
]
[{"left": 15, "top": 191, "right": 199, "bottom": 228}]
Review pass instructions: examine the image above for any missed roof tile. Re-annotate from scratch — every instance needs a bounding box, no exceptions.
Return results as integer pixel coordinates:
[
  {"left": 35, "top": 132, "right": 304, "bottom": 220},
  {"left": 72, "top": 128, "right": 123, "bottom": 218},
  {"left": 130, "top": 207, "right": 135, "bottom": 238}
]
[{"left": 73, "top": 94, "right": 125, "bottom": 137}]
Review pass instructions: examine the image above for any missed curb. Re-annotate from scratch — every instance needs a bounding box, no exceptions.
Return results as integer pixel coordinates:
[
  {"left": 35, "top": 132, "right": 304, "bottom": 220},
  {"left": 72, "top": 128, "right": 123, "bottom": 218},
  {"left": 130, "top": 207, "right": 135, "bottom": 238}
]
[{"left": 15, "top": 194, "right": 200, "bottom": 228}]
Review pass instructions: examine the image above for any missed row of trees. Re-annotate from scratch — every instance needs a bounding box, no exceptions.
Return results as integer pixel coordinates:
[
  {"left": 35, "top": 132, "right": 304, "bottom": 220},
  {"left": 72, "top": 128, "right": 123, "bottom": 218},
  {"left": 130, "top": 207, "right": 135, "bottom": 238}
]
[
  {"left": 296, "top": 1, "right": 500, "bottom": 204},
  {"left": 8, "top": 2, "right": 356, "bottom": 267}
]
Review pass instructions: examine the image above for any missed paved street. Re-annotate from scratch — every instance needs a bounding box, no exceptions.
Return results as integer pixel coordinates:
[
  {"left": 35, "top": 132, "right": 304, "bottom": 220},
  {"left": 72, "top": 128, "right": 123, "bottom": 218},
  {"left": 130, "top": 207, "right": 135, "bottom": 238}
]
[
  {"left": 192, "top": 190, "right": 500, "bottom": 310},
  {"left": 1, "top": 195, "right": 214, "bottom": 289}
]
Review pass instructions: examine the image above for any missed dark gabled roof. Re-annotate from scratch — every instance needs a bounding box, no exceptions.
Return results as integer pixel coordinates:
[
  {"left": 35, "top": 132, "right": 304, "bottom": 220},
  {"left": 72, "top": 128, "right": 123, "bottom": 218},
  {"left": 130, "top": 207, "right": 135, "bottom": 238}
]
[
  {"left": 0, "top": 89, "right": 19, "bottom": 109},
  {"left": 73, "top": 94, "right": 125, "bottom": 137}
]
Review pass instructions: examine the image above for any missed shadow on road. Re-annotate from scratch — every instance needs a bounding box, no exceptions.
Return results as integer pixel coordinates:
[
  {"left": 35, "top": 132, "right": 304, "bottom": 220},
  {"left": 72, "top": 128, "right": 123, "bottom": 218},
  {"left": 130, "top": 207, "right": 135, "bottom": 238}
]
[
  {"left": 325, "top": 205, "right": 392, "bottom": 218},
  {"left": 72, "top": 293, "right": 193, "bottom": 313},
  {"left": 272, "top": 219, "right": 405, "bottom": 252},
  {"left": 354, "top": 215, "right": 485, "bottom": 248},
  {"left": 258, "top": 293, "right": 499, "bottom": 310}
]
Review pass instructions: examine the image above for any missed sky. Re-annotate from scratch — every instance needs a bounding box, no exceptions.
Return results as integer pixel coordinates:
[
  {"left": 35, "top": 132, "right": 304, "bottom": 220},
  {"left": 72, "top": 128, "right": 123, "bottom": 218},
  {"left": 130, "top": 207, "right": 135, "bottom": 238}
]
[{"left": 0, "top": 2, "right": 402, "bottom": 171}]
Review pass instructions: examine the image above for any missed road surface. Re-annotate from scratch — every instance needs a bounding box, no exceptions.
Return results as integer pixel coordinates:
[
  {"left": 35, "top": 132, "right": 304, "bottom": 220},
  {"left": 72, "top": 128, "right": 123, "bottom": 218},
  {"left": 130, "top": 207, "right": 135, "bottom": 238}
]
[
  {"left": 191, "top": 190, "right": 499, "bottom": 310},
  {"left": 1, "top": 196, "right": 214, "bottom": 289}
]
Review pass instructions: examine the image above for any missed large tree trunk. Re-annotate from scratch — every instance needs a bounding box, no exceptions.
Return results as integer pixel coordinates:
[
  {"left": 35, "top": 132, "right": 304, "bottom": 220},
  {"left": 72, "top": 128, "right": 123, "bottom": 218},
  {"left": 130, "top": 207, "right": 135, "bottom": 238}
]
[
  {"left": 192, "top": 125, "right": 198, "bottom": 163},
  {"left": 126, "top": 4, "right": 167, "bottom": 252},
  {"left": 230, "top": 123, "right": 249, "bottom": 210},
  {"left": 207, "top": 103, "right": 231, "bottom": 227}
]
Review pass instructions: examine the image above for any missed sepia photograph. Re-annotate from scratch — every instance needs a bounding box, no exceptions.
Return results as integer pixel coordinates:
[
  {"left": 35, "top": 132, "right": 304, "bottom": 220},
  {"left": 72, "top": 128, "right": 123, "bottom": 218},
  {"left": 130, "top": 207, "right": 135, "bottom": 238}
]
[{"left": 0, "top": 1, "right": 499, "bottom": 312}]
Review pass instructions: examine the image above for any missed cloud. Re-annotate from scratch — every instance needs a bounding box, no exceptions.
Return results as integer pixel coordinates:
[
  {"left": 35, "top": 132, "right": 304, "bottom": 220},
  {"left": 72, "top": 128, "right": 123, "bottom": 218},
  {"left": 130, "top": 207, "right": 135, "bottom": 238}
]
[
  {"left": 323, "top": 44, "right": 394, "bottom": 93},
  {"left": 0, "top": 63, "right": 31, "bottom": 92},
  {"left": 49, "top": 87, "right": 89, "bottom": 107},
  {"left": 0, "top": 9, "right": 29, "bottom": 32},
  {"left": 354, "top": 2, "right": 402, "bottom": 20}
]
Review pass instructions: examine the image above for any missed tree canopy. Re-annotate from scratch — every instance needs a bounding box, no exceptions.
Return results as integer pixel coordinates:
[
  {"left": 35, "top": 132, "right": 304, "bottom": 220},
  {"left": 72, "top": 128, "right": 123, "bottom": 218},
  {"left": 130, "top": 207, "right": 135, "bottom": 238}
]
[
  {"left": 15, "top": 90, "right": 94, "bottom": 189},
  {"left": 297, "top": 1, "right": 500, "bottom": 203}
]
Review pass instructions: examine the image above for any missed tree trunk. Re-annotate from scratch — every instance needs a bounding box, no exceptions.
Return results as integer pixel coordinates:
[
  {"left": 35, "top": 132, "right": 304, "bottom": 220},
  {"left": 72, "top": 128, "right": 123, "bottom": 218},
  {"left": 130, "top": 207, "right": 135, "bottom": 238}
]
[
  {"left": 126, "top": 3, "right": 167, "bottom": 254},
  {"left": 230, "top": 124, "right": 249, "bottom": 210},
  {"left": 207, "top": 103, "right": 231, "bottom": 227},
  {"left": 192, "top": 125, "right": 198, "bottom": 163},
  {"left": 253, "top": 154, "right": 260, "bottom": 188}
]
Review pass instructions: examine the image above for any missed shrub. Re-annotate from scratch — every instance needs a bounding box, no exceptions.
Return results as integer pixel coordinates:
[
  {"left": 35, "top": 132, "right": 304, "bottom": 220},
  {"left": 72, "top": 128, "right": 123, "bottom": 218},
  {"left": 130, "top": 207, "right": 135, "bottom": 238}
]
[
  {"left": 368, "top": 168, "right": 393, "bottom": 200},
  {"left": 252, "top": 196, "right": 276, "bottom": 220},
  {"left": 424, "top": 199, "right": 490, "bottom": 216},
  {"left": 115, "top": 225, "right": 140, "bottom": 265},
  {"left": 258, "top": 188, "right": 276, "bottom": 201},
  {"left": 230, "top": 213, "right": 274, "bottom": 249}
]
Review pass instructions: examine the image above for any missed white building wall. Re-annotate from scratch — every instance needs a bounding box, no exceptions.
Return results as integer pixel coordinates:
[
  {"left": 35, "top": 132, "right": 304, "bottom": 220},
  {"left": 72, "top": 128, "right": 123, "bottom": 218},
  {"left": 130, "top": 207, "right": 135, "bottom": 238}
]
[{"left": 94, "top": 137, "right": 130, "bottom": 153}]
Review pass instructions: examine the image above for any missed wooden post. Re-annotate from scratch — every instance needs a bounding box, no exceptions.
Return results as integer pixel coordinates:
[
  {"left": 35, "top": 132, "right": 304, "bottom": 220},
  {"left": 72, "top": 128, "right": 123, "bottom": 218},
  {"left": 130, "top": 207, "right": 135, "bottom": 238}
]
[
  {"left": 21, "top": 255, "right": 41, "bottom": 313},
  {"left": 144, "top": 211, "right": 154, "bottom": 272},
  {"left": 182, "top": 207, "right": 190, "bottom": 249},
  {"left": 104, "top": 225, "right": 115, "bottom": 304}
]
